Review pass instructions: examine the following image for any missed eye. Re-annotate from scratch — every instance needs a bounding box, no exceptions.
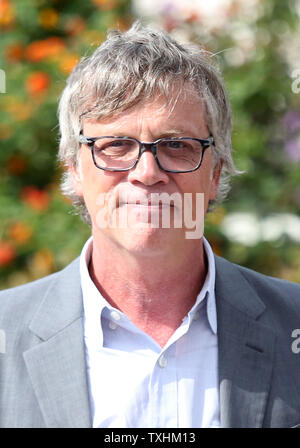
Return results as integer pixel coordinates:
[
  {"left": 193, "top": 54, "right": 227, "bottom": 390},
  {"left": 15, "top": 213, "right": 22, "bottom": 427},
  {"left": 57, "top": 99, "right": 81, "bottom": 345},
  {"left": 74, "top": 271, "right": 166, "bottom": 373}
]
[
  {"left": 93, "top": 138, "right": 135, "bottom": 152},
  {"left": 159, "top": 139, "right": 194, "bottom": 152},
  {"left": 107, "top": 140, "right": 127, "bottom": 148},
  {"left": 166, "top": 140, "right": 185, "bottom": 149},
  {"left": 159, "top": 140, "right": 188, "bottom": 150},
  {"left": 94, "top": 139, "right": 122, "bottom": 150}
]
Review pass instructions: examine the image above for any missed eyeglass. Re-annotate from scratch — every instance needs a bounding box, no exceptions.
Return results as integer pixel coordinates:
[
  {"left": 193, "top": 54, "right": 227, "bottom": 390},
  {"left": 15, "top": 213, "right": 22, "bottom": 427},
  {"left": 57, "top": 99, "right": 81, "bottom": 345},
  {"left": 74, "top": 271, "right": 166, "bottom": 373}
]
[{"left": 79, "top": 134, "right": 214, "bottom": 173}]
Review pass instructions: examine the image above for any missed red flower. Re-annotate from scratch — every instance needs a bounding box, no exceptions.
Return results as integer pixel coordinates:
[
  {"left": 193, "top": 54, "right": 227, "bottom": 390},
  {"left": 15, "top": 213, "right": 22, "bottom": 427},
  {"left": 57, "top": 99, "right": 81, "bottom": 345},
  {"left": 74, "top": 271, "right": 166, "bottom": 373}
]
[
  {"left": 91, "top": 0, "right": 117, "bottom": 11},
  {"left": 0, "top": 241, "right": 16, "bottom": 267},
  {"left": 5, "top": 43, "right": 24, "bottom": 62},
  {"left": 7, "top": 155, "right": 27, "bottom": 174},
  {"left": 8, "top": 221, "right": 33, "bottom": 245},
  {"left": 0, "top": 0, "right": 15, "bottom": 28},
  {"left": 24, "top": 37, "right": 65, "bottom": 62},
  {"left": 25, "top": 71, "right": 51, "bottom": 96},
  {"left": 21, "top": 186, "right": 50, "bottom": 211}
]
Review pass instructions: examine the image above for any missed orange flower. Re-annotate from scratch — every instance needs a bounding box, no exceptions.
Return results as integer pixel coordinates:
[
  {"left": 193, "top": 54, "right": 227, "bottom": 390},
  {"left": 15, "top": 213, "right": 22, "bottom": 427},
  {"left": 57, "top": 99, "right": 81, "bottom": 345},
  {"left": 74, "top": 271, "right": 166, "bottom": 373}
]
[
  {"left": 25, "top": 71, "right": 51, "bottom": 96},
  {"left": 7, "top": 155, "right": 27, "bottom": 174},
  {"left": 5, "top": 43, "right": 24, "bottom": 62},
  {"left": 0, "top": 241, "right": 16, "bottom": 267},
  {"left": 21, "top": 186, "right": 50, "bottom": 211},
  {"left": 186, "top": 11, "right": 200, "bottom": 24},
  {"left": 59, "top": 54, "right": 79, "bottom": 75},
  {"left": 0, "top": 0, "right": 15, "bottom": 28},
  {"left": 24, "top": 37, "right": 65, "bottom": 63},
  {"left": 8, "top": 222, "right": 33, "bottom": 245},
  {"left": 38, "top": 8, "right": 59, "bottom": 29},
  {"left": 31, "top": 249, "right": 54, "bottom": 275},
  {"left": 91, "top": 0, "right": 117, "bottom": 10}
]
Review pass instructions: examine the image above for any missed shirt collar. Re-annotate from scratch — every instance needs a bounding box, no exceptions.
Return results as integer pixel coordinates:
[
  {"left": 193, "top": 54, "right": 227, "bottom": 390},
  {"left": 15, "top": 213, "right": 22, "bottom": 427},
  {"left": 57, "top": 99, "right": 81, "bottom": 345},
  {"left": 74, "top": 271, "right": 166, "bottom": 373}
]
[
  {"left": 194, "top": 237, "right": 217, "bottom": 334},
  {"left": 80, "top": 236, "right": 106, "bottom": 347},
  {"left": 80, "top": 235, "right": 217, "bottom": 344}
]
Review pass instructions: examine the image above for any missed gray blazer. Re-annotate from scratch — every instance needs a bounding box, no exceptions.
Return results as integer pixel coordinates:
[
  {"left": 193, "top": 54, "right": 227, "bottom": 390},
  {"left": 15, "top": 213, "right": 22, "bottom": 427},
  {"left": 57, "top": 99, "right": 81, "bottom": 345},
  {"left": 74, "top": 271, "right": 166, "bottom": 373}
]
[{"left": 1, "top": 255, "right": 300, "bottom": 428}]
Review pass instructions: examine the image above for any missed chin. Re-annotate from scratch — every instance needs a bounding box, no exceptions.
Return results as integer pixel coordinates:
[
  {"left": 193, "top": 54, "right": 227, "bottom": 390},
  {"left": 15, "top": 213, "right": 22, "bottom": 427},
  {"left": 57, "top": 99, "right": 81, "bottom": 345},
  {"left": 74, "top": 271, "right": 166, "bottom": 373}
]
[{"left": 111, "top": 226, "right": 182, "bottom": 256}]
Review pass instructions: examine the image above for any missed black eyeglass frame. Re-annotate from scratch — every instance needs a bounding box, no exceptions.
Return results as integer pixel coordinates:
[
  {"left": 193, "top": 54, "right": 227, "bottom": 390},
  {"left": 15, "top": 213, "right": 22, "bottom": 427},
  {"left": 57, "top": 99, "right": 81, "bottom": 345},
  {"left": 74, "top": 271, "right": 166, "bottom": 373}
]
[{"left": 79, "top": 134, "right": 214, "bottom": 173}]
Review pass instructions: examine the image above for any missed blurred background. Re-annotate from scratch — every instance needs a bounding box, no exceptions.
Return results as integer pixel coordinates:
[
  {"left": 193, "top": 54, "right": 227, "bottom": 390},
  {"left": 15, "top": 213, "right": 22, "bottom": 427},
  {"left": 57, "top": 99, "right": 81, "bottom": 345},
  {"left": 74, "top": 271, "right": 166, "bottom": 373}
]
[{"left": 0, "top": 0, "right": 299, "bottom": 289}]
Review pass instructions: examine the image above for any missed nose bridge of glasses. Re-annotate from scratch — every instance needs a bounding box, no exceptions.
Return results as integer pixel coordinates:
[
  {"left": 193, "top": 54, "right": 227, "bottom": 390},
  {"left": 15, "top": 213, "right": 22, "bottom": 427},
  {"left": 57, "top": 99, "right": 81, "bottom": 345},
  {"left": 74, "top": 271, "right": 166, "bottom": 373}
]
[
  {"left": 134, "top": 141, "right": 161, "bottom": 171},
  {"left": 139, "top": 141, "right": 158, "bottom": 156}
]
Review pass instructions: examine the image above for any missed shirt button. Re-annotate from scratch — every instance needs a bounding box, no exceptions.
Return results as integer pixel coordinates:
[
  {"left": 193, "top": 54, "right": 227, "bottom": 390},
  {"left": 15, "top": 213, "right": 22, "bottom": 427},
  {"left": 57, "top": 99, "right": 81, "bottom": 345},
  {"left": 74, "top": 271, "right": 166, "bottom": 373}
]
[
  {"left": 110, "top": 310, "right": 121, "bottom": 321},
  {"left": 158, "top": 355, "right": 168, "bottom": 368},
  {"left": 193, "top": 311, "right": 200, "bottom": 321},
  {"left": 108, "top": 321, "right": 118, "bottom": 330}
]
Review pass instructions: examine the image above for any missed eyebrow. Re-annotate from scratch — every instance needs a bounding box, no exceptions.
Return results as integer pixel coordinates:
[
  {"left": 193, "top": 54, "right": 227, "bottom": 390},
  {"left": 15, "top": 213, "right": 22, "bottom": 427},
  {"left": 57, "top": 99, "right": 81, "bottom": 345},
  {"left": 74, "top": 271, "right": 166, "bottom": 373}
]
[
  {"left": 154, "top": 129, "right": 194, "bottom": 138},
  {"left": 84, "top": 128, "right": 201, "bottom": 139},
  {"left": 159, "top": 129, "right": 184, "bottom": 136}
]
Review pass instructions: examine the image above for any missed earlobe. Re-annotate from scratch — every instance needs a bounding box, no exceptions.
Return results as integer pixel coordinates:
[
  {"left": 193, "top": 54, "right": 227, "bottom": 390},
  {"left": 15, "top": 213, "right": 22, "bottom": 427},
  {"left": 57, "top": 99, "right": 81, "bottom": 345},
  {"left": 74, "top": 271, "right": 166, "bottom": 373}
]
[{"left": 69, "top": 164, "right": 84, "bottom": 197}]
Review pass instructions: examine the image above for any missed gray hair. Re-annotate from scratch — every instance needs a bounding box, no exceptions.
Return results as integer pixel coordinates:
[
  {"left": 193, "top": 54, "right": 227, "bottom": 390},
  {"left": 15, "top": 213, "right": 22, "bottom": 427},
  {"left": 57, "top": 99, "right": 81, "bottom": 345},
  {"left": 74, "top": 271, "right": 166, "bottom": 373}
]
[{"left": 58, "top": 21, "right": 240, "bottom": 226}]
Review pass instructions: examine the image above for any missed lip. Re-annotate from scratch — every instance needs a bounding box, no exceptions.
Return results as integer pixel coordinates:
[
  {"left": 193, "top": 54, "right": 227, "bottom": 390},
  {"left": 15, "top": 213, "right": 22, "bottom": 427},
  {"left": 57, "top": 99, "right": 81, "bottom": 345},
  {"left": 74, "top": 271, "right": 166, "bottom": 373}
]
[
  {"left": 119, "top": 202, "right": 174, "bottom": 207},
  {"left": 116, "top": 191, "right": 177, "bottom": 208}
]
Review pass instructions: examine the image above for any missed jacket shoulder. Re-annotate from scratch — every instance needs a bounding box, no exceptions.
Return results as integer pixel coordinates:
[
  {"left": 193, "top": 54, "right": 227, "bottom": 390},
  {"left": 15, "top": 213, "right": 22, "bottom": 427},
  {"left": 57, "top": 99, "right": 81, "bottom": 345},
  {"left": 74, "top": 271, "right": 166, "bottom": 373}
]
[
  {"left": 215, "top": 255, "right": 300, "bottom": 315},
  {"left": 235, "top": 261, "right": 300, "bottom": 297},
  {"left": 0, "top": 258, "right": 80, "bottom": 326}
]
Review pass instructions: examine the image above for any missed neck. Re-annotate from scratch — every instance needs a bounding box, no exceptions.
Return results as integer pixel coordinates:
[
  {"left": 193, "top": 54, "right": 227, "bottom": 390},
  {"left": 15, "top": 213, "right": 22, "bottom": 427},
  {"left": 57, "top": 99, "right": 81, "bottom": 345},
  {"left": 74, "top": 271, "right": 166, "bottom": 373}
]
[{"left": 88, "top": 235, "right": 208, "bottom": 346}]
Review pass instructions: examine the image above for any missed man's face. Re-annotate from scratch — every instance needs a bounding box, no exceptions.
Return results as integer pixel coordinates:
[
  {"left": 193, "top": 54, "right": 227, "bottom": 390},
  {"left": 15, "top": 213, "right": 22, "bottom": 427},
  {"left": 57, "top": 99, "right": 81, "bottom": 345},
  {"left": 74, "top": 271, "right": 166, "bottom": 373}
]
[{"left": 70, "top": 89, "right": 221, "bottom": 256}]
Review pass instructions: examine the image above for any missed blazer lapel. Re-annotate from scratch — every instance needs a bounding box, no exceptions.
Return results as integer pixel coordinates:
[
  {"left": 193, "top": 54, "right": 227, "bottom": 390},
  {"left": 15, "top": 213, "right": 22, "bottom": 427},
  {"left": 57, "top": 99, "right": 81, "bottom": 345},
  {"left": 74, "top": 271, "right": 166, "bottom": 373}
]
[
  {"left": 23, "top": 259, "right": 91, "bottom": 428},
  {"left": 21, "top": 252, "right": 277, "bottom": 428},
  {"left": 214, "top": 256, "right": 276, "bottom": 428}
]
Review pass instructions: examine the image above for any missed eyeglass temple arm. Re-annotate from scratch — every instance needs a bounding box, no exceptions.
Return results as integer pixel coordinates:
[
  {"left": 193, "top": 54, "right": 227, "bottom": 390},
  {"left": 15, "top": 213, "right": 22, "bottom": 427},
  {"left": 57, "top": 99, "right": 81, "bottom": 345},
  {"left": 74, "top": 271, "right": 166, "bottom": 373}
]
[{"left": 79, "top": 134, "right": 93, "bottom": 145}]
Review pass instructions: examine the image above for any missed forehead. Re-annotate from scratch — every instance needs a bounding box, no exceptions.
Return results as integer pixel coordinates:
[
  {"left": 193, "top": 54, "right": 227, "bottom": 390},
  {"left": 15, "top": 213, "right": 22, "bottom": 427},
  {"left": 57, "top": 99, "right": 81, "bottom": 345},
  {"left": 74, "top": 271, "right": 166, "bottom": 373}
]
[{"left": 82, "top": 88, "right": 208, "bottom": 136}]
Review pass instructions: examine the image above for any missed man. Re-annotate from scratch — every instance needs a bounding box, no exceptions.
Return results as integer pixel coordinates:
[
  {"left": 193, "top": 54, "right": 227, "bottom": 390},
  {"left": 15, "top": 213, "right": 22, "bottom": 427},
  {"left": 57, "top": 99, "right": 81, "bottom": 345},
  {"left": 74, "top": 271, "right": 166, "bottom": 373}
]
[{"left": 1, "top": 21, "right": 300, "bottom": 428}]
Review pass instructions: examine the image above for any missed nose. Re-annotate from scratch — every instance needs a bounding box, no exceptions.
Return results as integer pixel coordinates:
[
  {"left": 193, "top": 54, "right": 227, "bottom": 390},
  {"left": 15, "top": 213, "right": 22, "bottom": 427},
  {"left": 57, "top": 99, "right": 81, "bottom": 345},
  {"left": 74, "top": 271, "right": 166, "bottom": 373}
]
[{"left": 127, "top": 146, "right": 169, "bottom": 186}]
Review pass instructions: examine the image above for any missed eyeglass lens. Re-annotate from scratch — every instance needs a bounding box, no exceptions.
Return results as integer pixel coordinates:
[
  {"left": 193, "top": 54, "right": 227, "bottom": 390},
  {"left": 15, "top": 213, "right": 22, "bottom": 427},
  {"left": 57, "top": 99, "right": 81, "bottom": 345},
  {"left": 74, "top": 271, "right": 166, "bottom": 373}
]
[{"left": 92, "top": 137, "right": 204, "bottom": 171}]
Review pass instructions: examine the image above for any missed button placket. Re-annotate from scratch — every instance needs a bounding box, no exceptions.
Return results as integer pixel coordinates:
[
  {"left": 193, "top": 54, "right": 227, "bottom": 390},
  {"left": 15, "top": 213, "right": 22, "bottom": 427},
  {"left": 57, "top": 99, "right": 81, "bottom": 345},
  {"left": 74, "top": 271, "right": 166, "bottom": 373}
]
[
  {"left": 150, "top": 347, "right": 177, "bottom": 427},
  {"left": 158, "top": 354, "right": 168, "bottom": 368}
]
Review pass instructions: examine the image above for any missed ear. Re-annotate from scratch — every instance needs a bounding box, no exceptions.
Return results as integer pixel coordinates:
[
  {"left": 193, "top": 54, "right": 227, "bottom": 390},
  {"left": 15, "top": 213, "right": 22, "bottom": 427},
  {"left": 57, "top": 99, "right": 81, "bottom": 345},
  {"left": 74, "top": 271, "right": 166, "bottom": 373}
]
[
  {"left": 209, "top": 160, "right": 223, "bottom": 201},
  {"left": 69, "top": 163, "right": 84, "bottom": 197}
]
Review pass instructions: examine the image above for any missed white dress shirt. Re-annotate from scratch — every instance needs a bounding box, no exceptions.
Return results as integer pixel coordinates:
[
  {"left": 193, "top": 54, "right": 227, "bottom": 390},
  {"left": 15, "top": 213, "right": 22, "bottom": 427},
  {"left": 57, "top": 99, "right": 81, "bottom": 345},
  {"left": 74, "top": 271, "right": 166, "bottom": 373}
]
[{"left": 80, "top": 236, "right": 220, "bottom": 428}]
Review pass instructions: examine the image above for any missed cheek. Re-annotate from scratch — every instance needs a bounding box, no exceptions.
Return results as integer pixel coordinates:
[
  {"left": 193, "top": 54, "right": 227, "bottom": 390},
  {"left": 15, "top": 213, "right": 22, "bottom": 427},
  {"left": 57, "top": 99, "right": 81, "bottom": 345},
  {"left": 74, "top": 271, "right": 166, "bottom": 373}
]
[
  {"left": 176, "top": 167, "right": 215, "bottom": 214},
  {"left": 177, "top": 171, "right": 212, "bottom": 194},
  {"left": 79, "top": 152, "right": 107, "bottom": 194},
  {"left": 82, "top": 169, "right": 109, "bottom": 199},
  {"left": 80, "top": 162, "right": 126, "bottom": 206}
]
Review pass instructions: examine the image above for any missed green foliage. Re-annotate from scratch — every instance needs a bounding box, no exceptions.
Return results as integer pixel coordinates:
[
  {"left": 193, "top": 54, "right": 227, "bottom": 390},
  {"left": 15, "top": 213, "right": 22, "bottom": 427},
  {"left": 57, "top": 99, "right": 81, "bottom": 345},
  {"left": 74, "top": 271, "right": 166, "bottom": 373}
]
[
  {"left": 0, "top": 0, "right": 133, "bottom": 288},
  {"left": 198, "top": 0, "right": 300, "bottom": 282},
  {"left": 0, "top": 0, "right": 299, "bottom": 288}
]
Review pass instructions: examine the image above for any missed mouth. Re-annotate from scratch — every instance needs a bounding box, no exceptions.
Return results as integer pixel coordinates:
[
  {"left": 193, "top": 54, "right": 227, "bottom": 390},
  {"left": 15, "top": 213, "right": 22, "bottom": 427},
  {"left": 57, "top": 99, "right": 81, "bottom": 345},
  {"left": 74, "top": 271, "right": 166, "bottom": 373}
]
[
  {"left": 117, "top": 192, "right": 176, "bottom": 208},
  {"left": 114, "top": 190, "right": 180, "bottom": 213},
  {"left": 119, "top": 201, "right": 174, "bottom": 208}
]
